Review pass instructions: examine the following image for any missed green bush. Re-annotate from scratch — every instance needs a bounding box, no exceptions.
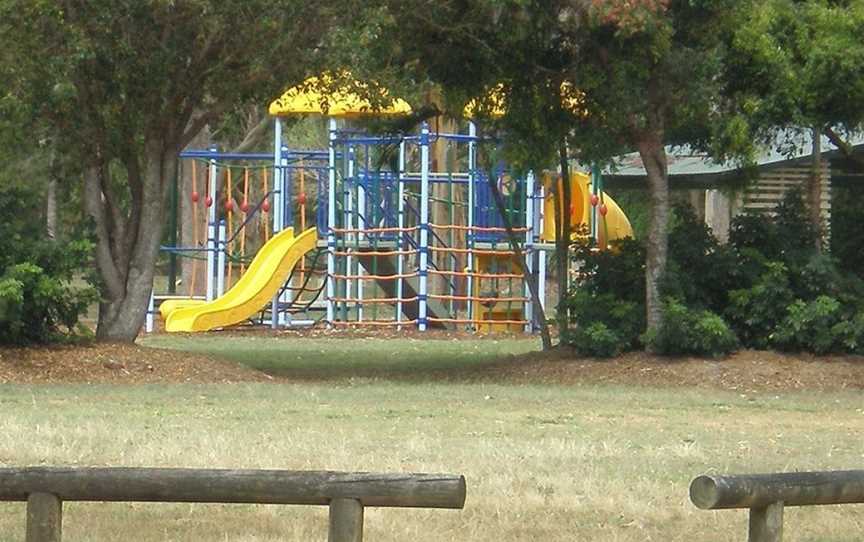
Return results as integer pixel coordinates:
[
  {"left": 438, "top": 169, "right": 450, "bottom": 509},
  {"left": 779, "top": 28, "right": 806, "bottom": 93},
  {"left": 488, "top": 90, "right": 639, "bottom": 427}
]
[
  {"left": 730, "top": 187, "right": 820, "bottom": 272},
  {"left": 567, "top": 291, "right": 643, "bottom": 355},
  {"left": 831, "top": 312, "right": 864, "bottom": 355},
  {"left": 569, "top": 321, "right": 622, "bottom": 358},
  {"left": 725, "top": 262, "right": 795, "bottom": 349},
  {"left": 0, "top": 186, "right": 96, "bottom": 344},
  {"left": 770, "top": 296, "right": 849, "bottom": 354},
  {"left": 565, "top": 187, "right": 864, "bottom": 357},
  {"left": 643, "top": 298, "right": 738, "bottom": 357},
  {"left": 664, "top": 203, "right": 740, "bottom": 310},
  {"left": 831, "top": 185, "right": 864, "bottom": 280},
  {"left": 567, "top": 238, "right": 645, "bottom": 355}
]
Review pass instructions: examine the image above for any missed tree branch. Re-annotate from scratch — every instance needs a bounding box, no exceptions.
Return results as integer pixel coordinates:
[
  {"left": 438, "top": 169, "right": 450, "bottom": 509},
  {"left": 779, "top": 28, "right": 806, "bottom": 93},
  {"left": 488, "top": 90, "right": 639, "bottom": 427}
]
[
  {"left": 83, "top": 167, "right": 125, "bottom": 300},
  {"left": 824, "top": 125, "right": 864, "bottom": 172},
  {"left": 486, "top": 173, "right": 553, "bottom": 350},
  {"left": 179, "top": 102, "right": 233, "bottom": 149}
]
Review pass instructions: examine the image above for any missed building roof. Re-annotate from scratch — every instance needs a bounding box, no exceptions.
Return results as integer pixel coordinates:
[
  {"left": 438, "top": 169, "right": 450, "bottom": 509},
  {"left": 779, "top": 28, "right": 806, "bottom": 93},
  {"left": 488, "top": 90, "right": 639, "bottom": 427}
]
[{"left": 603, "top": 131, "right": 864, "bottom": 186}]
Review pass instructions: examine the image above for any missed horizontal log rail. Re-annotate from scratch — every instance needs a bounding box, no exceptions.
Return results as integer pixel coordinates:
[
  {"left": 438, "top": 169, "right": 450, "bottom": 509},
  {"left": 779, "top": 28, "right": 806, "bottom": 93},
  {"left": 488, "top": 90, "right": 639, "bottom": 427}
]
[
  {"left": 690, "top": 470, "right": 864, "bottom": 542},
  {"left": 0, "top": 467, "right": 467, "bottom": 542}
]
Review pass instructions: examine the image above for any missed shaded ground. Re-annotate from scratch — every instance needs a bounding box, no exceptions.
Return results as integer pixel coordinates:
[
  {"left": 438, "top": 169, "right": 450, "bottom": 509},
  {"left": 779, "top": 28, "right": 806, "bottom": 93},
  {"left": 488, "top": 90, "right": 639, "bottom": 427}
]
[
  {"left": 473, "top": 348, "right": 864, "bottom": 393},
  {"left": 2, "top": 328, "right": 864, "bottom": 392},
  {"left": 0, "top": 342, "right": 271, "bottom": 384}
]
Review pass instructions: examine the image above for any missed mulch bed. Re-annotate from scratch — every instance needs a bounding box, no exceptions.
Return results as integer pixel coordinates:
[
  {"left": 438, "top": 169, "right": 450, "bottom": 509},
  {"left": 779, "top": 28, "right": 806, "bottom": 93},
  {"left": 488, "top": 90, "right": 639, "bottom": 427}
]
[
  {"left": 0, "top": 342, "right": 271, "bottom": 384},
  {"left": 453, "top": 348, "right": 864, "bottom": 393},
  {"left": 2, "top": 329, "right": 863, "bottom": 392}
]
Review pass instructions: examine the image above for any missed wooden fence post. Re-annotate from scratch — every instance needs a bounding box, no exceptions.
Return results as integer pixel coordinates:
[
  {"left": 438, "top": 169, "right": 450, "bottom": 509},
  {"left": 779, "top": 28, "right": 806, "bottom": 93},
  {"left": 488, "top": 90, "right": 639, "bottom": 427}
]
[
  {"left": 329, "top": 498, "right": 364, "bottom": 542},
  {"left": 749, "top": 502, "right": 783, "bottom": 542},
  {"left": 26, "top": 493, "right": 62, "bottom": 542}
]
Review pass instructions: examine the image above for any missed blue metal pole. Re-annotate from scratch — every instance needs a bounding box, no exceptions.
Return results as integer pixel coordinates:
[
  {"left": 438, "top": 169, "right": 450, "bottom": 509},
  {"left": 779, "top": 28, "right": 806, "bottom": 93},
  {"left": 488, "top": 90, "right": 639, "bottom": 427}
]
[
  {"left": 467, "top": 122, "right": 476, "bottom": 328},
  {"left": 326, "top": 118, "right": 337, "bottom": 327},
  {"left": 271, "top": 120, "right": 282, "bottom": 328},
  {"left": 418, "top": 123, "right": 430, "bottom": 331},
  {"left": 206, "top": 146, "right": 218, "bottom": 302}
]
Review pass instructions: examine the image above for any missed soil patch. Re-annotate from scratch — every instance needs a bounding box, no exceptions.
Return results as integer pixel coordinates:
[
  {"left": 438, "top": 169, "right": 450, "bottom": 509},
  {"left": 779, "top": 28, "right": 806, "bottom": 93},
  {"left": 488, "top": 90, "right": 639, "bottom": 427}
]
[
  {"left": 449, "top": 348, "right": 864, "bottom": 393},
  {"left": 0, "top": 342, "right": 271, "bottom": 384}
]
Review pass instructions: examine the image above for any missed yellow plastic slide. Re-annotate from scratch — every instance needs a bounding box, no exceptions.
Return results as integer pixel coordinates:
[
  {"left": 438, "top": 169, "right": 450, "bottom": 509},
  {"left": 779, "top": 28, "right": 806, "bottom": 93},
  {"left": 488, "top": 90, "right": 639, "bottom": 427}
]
[
  {"left": 164, "top": 227, "right": 317, "bottom": 332},
  {"left": 540, "top": 172, "right": 633, "bottom": 247}
]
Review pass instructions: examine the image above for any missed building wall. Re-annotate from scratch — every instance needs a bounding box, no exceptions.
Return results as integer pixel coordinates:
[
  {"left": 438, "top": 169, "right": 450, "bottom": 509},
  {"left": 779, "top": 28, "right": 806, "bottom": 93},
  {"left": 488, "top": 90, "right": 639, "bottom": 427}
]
[{"left": 705, "top": 160, "right": 832, "bottom": 242}]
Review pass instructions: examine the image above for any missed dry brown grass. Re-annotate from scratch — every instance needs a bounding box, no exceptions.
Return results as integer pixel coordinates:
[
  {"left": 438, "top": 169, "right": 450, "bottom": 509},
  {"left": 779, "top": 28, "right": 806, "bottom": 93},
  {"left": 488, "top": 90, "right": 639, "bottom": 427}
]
[{"left": 1, "top": 381, "right": 863, "bottom": 541}]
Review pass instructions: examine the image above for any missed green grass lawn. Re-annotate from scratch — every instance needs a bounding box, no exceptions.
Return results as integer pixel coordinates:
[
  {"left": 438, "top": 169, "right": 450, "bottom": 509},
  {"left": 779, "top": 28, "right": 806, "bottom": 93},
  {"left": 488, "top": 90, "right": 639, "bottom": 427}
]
[
  {"left": 141, "top": 335, "right": 541, "bottom": 379},
  {"left": 1, "top": 336, "right": 863, "bottom": 541}
]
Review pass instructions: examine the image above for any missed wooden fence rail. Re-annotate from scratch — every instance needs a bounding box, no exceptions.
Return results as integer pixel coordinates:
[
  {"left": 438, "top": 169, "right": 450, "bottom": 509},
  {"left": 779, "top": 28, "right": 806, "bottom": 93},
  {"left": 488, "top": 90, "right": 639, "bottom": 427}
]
[
  {"left": 690, "top": 470, "right": 864, "bottom": 542},
  {"left": 0, "top": 467, "right": 467, "bottom": 542}
]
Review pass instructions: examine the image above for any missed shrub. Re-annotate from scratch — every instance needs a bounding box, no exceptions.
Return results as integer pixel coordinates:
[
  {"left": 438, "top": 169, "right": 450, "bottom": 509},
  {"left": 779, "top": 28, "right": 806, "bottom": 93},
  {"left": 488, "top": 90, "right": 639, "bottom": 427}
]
[
  {"left": 567, "top": 291, "right": 643, "bottom": 355},
  {"left": 832, "top": 312, "right": 864, "bottom": 355},
  {"left": 643, "top": 298, "right": 738, "bottom": 357},
  {"left": 664, "top": 203, "right": 740, "bottom": 310},
  {"left": 0, "top": 185, "right": 96, "bottom": 344},
  {"left": 730, "top": 187, "right": 820, "bottom": 271},
  {"left": 831, "top": 185, "right": 864, "bottom": 280},
  {"left": 567, "top": 238, "right": 646, "bottom": 355},
  {"left": 770, "top": 296, "right": 848, "bottom": 354},
  {"left": 569, "top": 321, "right": 622, "bottom": 358},
  {"left": 725, "top": 262, "right": 795, "bottom": 349}
]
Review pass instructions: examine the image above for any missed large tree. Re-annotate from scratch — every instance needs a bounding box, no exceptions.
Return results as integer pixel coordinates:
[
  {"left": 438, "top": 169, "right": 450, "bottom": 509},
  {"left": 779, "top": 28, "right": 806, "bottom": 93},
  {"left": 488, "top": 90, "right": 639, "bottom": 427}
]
[
  {"left": 369, "top": 0, "right": 750, "bottom": 337},
  {"left": 364, "top": 1, "right": 601, "bottom": 341},
  {"left": 0, "top": 0, "right": 336, "bottom": 341},
  {"left": 565, "top": 0, "right": 750, "bottom": 333},
  {"left": 724, "top": 0, "right": 864, "bottom": 245}
]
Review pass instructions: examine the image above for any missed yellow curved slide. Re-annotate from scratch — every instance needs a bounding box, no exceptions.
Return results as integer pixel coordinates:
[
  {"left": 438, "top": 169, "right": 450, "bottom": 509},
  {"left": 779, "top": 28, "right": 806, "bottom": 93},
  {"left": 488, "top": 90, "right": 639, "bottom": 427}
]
[
  {"left": 540, "top": 172, "right": 633, "bottom": 247},
  {"left": 164, "top": 227, "right": 317, "bottom": 332}
]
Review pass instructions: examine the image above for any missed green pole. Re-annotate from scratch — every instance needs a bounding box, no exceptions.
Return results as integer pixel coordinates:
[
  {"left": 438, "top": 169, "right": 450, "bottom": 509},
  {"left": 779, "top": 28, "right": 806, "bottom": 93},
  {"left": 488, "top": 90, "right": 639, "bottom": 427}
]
[{"left": 168, "top": 159, "right": 180, "bottom": 294}]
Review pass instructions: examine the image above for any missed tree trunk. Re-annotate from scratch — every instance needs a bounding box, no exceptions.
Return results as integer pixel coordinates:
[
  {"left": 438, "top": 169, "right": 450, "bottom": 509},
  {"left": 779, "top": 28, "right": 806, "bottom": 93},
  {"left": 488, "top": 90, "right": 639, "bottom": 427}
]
[
  {"left": 485, "top": 174, "right": 553, "bottom": 350},
  {"left": 636, "top": 131, "right": 669, "bottom": 335},
  {"left": 555, "top": 140, "right": 572, "bottom": 342},
  {"left": 809, "top": 126, "right": 823, "bottom": 251},
  {"left": 45, "top": 179, "right": 57, "bottom": 241},
  {"left": 86, "top": 143, "right": 177, "bottom": 342}
]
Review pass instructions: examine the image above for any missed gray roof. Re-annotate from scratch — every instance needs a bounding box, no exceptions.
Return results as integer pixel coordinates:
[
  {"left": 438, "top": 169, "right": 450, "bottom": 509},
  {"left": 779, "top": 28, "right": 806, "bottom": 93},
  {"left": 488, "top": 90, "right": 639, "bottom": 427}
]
[{"left": 603, "top": 130, "right": 864, "bottom": 185}]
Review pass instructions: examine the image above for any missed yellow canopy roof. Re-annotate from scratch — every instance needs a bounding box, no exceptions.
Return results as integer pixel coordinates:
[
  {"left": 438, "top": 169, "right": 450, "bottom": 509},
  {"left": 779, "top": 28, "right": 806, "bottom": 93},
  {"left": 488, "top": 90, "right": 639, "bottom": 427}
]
[
  {"left": 463, "top": 82, "right": 586, "bottom": 119},
  {"left": 463, "top": 84, "right": 507, "bottom": 119},
  {"left": 269, "top": 74, "right": 412, "bottom": 117}
]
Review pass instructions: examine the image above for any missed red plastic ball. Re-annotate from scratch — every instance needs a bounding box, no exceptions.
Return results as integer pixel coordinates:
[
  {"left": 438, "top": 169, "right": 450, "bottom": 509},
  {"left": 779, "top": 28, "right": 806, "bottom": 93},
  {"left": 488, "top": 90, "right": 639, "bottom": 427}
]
[
  {"left": 599, "top": 203, "right": 608, "bottom": 217},
  {"left": 240, "top": 200, "right": 250, "bottom": 213},
  {"left": 261, "top": 200, "right": 271, "bottom": 213},
  {"left": 191, "top": 191, "right": 200, "bottom": 203},
  {"left": 297, "top": 192, "right": 307, "bottom": 206},
  {"left": 590, "top": 194, "right": 600, "bottom": 207},
  {"left": 205, "top": 196, "right": 213, "bottom": 208},
  {"left": 225, "top": 199, "right": 234, "bottom": 212}
]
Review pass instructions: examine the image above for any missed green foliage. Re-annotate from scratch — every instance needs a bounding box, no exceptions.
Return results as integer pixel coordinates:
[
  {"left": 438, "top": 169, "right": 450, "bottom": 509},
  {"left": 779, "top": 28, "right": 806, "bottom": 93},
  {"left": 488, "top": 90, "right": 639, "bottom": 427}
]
[
  {"left": 771, "top": 296, "right": 847, "bottom": 355},
  {"left": 567, "top": 292, "right": 643, "bottom": 356},
  {"left": 1, "top": 0, "right": 340, "bottom": 341},
  {"left": 725, "top": 262, "right": 795, "bottom": 349},
  {"left": 726, "top": 0, "right": 864, "bottom": 134},
  {"left": 609, "top": 189, "right": 650, "bottom": 239},
  {"left": 730, "top": 187, "right": 819, "bottom": 265},
  {"left": 566, "top": 238, "right": 646, "bottom": 355},
  {"left": 643, "top": 298, "right": 738, "bottom": 357},
  {"left": 663, "top": 203, "right": 739, "bottom": 310},
  {"left": 831, "top": 313, "right": 864, "bottom": 355},
  {"left": 569, "top": 322, "right": 623, "bottom": 358},
  {"left": 569, "top": 187, "right": 864, "bottom": 356},
  {"left": 0, "top": 185, "right": 96, "bottom": 344},
  {"left": 830, "top": 185, "right": 864, "bottom": 280}
]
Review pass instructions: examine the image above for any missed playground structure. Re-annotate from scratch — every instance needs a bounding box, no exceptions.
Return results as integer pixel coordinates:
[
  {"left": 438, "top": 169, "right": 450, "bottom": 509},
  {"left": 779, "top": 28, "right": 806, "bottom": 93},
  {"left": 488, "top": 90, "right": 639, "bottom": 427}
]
[{"left": 151, "top": 76, "right": 634, "bottom": 333}]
